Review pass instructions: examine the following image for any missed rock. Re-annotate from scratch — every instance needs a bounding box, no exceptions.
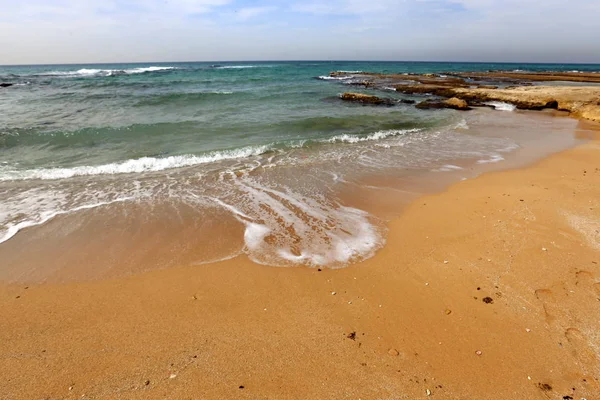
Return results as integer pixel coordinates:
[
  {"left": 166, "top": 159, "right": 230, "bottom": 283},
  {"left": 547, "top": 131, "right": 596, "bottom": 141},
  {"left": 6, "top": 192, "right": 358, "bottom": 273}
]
[
  {"left": 0, "top": 83, "right": 14, "bottom": 88},
  {"left": 416, "top": 97, "right": 472, "bottom": 110},
  {"left": 482, "top": 297, "right": 494, "bottom": 304},
  {"left": 330, "top": 71, "right": 363, "bottom": 77},
  {"left": 445, "top": 309, "right": 452, "bottom": 315},
  {"left": 388, "top": 349, "right": 400, "bottom": 356},
  {"left": 399, "top": 99, "right": 416, "bottom": 104},
  {"left": 476, "top": 350, "right": 482, "bottom": 356},
  {"left": 340, "top": 92, "right": 395, "bottom": 106},
  {"left": 444, "top": 97, "right": 470, "bottom": 110},
  {"left": 145, "top": 380, "right": 151, "bottom": 386}
]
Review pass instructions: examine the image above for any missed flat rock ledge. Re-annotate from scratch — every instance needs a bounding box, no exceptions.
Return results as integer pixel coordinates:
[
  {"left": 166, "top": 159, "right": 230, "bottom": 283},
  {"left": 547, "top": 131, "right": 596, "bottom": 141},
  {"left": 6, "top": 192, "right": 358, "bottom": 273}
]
[
  {"left": 340, "top": 92, "right": 395, "bottom": 106},
  {"left": 416, "top": 97, "right": 471, "bottom": 111}
]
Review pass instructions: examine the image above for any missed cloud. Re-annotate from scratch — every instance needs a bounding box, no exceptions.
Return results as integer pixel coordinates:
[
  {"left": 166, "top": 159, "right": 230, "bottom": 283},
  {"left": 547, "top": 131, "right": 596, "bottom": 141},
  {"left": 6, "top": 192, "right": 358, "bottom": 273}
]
[{"left": 0, "top": 0, "right": 598, "bottom": 64}]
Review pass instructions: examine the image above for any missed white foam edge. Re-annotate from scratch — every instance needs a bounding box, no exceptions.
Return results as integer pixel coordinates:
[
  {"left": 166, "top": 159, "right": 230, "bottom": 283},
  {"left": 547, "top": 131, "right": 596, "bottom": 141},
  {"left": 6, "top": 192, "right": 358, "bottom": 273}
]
[
  {"left": 485, "top": 101, "right": 517, "bottom": 112},
  {"left": 325, "top": 128, "right": 421, "bottom": 144},
  {"left": 476, "top": 154, "right": 505, "bottom": 164},
  {"left": 0, "top": 144, "right": 273, "bottom": 181},
  {"left": 0, "top": 197, "right": 134, "bottom": 245}
]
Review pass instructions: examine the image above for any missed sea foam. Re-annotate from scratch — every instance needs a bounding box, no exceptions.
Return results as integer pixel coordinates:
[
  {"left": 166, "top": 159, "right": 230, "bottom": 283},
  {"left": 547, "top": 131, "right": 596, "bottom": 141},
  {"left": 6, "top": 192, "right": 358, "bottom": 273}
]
[
  {"left": 38, "top": 66, "right": 176, "bottom": 78},
  {"left": 485, "top": 101, "right": 517, "bottom": 112},
  {"left": 325, "top": 128, "right": 421, "bottom": 144},
  {"left": 0, "top": 145, "right": 273, "bottom": 181}
]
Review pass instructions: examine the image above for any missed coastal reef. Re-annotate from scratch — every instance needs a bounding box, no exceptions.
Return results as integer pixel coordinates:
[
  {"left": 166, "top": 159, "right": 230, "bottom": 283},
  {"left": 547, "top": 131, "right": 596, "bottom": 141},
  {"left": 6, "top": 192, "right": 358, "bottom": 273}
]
[{"left": 330, "top": 71, "right": 600, "bottom": 122}]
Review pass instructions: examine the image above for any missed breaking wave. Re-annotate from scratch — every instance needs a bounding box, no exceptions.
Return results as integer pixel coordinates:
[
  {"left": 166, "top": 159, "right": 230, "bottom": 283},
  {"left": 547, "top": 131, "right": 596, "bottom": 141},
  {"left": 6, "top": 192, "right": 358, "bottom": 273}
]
[
  {"left": 35, "top": 66, "right": 177, "bottom": 78},
  {"left": 0, "top": 145, "right": 274, "bottom": 181}
]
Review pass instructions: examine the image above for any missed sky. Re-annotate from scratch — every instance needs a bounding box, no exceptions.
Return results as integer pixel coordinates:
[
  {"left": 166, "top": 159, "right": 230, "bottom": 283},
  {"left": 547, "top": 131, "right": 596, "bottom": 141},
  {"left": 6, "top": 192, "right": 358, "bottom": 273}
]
[{"left": 0, "top": 0, "right": 599, "bottom": 64}]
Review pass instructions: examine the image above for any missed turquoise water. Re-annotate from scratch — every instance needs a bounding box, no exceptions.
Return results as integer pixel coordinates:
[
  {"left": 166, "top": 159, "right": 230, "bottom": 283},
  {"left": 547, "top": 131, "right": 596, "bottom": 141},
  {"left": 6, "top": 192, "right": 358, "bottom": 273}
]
[{"left": 0, "top": 61, "right": 597, "bottom": 271}]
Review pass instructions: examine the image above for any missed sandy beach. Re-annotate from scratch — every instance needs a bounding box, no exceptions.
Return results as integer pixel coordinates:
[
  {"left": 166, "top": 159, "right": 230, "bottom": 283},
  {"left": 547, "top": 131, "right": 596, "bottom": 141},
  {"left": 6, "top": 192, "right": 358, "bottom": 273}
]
[{"left": 1, "top": 114, "right": 599, "bottom": 399}]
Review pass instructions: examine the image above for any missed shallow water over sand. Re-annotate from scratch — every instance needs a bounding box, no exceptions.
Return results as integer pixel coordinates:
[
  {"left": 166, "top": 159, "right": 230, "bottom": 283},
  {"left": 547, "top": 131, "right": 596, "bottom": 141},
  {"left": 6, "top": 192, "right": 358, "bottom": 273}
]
[{"left": 0, "top": 106, "right": 590, "bottom": 283}]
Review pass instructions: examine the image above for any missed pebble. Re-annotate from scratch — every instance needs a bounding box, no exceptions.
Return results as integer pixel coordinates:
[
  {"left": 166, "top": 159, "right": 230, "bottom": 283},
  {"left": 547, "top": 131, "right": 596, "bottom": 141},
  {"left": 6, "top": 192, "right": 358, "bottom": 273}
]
[
  {"left": 475, "top": 350, "right": 482, "bottom": 356},
  {"left": 445, "top": 309, "right": 452, "bottom": 315},
  {"left": 426, "top": 389, "right": 432, "bottom": 396},
  {"left": 169, "top": 374, "right": 177, "bottom": 379},
  {"left": 526, "top": 328, "right": 531, "bottom": 333},
  {"left": 145, "top": 380, "right": 151, "bottom": 386},
  {"left": 348, "top": 301, "right": 352, "bottom": 305},
  {"left": 388, "top": 349, "right": 399, "bottom": 356},
  {"left": 331, "top": 291, "right": 336, "bottom": 295},
  {"left": 443, "top": 260, "right": 449, "bottom": 264},
  {"left": 542, "top": 248, "right": 547, "bottom": 251}
]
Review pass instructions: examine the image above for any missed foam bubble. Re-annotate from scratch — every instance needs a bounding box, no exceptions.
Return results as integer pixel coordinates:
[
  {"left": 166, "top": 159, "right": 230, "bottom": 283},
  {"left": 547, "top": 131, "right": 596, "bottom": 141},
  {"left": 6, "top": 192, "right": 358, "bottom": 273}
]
[{"left": 212, "top": 178, "right": 385, "bottom": 268}]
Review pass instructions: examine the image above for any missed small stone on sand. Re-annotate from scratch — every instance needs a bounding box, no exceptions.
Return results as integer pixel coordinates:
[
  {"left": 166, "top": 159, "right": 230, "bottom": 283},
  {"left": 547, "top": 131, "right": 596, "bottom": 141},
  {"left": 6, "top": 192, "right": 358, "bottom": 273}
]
[
  {"left": 169, "top": 374, "right": 177, "bottom": 379},
  {"left": 476, "top": 350, "right": 482, "bottom": 356},
  {"left": 388, "top": 349, "right": 399, "bottom": 356}
]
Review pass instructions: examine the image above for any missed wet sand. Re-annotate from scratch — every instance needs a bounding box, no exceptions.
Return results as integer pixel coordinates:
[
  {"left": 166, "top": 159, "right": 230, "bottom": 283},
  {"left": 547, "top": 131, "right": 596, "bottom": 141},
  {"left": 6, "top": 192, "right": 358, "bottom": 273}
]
[{"left": 1, "top": 118, "right": 599, "bottom": 399}]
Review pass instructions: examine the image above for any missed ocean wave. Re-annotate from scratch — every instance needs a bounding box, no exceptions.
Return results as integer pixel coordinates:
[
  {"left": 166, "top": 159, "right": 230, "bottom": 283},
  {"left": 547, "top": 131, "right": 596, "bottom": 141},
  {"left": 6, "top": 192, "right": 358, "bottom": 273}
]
[
  {"left": 0, "top": 145, "right": 273, "bottom": 181},
  {"left": 317, "top": 75, "right": 354, "bottom": 81},
  {"left": 35, "top": 66, "right": 177, "bottom": 78},
  {"left": 214, "top": 65, "right": 274, "bottom": 70},
  {"left": 324, "top": 128, "right": 421, "bottom": 144},
  {"left": 485, "top": 101, "right": 517, "bottom": 112}
]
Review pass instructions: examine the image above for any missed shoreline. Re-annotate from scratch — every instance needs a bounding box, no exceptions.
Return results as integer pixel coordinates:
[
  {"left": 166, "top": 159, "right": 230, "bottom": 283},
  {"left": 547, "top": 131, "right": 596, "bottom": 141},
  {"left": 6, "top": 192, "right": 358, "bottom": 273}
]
[
  {"left": 0, "top": 109, "right": 587, "bottom": 284},
  {"left": 1, "top": 116, "right": 599, "bottom": 399}
]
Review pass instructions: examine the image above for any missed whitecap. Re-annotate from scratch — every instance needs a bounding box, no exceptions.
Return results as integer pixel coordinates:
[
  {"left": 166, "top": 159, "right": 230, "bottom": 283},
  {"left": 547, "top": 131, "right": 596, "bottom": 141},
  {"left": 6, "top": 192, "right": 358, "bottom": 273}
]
[
  {"left": 37, "top": 66, "right": 176, "bottom": 78},
  {"left": 324, "top": 128, "right": 421, "bottom": 144},
  {"left": 317, "top": 75, "right": 354, "bottom": 81},
  {"left": 485, "top": 101, "right": 517, "bottom": 112},
  {"left": 0, "top": 145, "right": 273, "bottom": 181}
]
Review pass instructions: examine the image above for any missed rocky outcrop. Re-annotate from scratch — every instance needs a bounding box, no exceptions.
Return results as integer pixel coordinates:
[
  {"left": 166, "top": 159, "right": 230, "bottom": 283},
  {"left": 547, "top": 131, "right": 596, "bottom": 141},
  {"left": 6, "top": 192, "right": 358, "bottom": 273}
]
[
  {"left": 0, "top": 83, "right": 14, "bottom": 88},
  {"left": 326, "top": 71, "right": 600, "bottom": 123},
  {"left": 448, "top": 71, "right": 600, "bottom": 84},
  {"left": 340, "top": 92, "right": 395, "bottom": 106},
  {"left": 416, "top": 97, "right": 471, "bottom": 111}
]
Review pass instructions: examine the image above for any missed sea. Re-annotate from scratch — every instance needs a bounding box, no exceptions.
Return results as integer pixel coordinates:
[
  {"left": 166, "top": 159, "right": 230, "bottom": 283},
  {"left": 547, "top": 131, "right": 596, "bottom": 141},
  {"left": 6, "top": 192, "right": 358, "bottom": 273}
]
[{"left": 1, "top": 61, "right": 599, "bottom": 281}]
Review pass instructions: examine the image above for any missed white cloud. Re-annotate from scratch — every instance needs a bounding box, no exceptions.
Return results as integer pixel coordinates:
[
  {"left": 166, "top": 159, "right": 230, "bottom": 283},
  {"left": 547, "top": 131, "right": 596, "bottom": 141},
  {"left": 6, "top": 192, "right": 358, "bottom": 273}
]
[{"left": 0, "top": 0, "right": 598, "bottom": 64}]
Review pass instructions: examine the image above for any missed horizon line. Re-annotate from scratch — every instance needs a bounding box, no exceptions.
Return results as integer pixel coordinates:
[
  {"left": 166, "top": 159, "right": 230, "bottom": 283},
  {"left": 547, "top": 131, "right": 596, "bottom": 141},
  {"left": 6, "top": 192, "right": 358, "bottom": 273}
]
[{"left": 2, "top": 60, "right": 600, "bottom": 67}]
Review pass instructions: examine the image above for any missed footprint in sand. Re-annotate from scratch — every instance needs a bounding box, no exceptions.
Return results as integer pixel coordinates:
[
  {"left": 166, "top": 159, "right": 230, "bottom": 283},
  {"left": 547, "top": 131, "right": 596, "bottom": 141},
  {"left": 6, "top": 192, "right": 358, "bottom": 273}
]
[
  {"left": 534, "top": 288, "right": 557, "bottom": 324},
  {"left": 564, "top": 328, "right": 598, "bottom": 375}
]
